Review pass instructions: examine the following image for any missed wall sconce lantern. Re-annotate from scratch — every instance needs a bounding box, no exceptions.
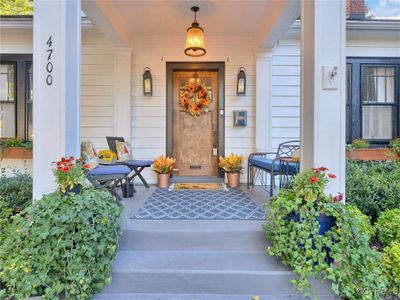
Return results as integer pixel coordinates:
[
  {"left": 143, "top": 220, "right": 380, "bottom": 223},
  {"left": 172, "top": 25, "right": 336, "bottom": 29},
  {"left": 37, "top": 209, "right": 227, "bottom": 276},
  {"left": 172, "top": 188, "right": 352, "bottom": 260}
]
[
  {"left": 143, "top": 67, "right": 153, "bottom": 96},
  {"left": 237, "top": 67, "right": 246, "bottom": 96}
]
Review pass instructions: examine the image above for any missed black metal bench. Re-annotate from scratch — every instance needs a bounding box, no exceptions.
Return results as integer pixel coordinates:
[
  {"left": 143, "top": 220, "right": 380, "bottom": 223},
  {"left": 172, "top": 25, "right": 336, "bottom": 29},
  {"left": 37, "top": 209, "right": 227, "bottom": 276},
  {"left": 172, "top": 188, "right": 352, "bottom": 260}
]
[{"left": 247, "top": 140, "right": 300, "bottom": 196}]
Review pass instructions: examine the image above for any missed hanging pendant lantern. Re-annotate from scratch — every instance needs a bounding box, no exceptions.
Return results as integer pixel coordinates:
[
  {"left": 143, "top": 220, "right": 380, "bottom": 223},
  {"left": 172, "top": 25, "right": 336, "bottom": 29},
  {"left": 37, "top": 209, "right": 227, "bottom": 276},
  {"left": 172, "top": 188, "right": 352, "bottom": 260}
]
[{"left": 185, "top": 6, "right": 206, "bottom": 57}]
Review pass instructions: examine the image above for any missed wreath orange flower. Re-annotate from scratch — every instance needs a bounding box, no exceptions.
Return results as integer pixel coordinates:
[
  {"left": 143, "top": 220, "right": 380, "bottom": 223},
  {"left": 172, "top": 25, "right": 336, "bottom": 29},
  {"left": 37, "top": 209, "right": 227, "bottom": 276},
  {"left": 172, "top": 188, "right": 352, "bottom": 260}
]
[{"left": 178, "top": 82, "right": 211, "bottom": 116}]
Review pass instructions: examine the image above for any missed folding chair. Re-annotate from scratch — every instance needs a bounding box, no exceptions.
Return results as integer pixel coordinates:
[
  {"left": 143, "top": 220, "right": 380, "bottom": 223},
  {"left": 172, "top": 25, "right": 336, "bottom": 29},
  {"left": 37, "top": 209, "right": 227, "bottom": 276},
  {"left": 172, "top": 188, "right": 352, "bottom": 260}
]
[
  {"left": 85, "top": 164, "right": 131, "bottom": 201},
  {"left": 106, "top": 136, "right": 153, "bottom": 188}
]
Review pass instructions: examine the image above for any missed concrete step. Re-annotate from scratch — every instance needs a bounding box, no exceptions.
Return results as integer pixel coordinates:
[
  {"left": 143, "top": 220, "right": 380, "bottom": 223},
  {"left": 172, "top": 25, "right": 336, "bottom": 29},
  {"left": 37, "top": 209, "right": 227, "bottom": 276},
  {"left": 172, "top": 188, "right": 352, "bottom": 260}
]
[
  {"left": 96, "top": 219, "right": 338, "bottom": 299},
  {"left": 112, "top": 250, "right": 287, "bottom": 272},
  {"left": 100, "top": 250, "right": 334, "bottom": 296},
  {"left": 119, "top": 220, "right": 267, "bottom": 251},
  {"left": 94, "top": 293, "right": 339, "bottom": 300},
  {"left": 100, "top": 269, "right": 333, "bottom": 296}
]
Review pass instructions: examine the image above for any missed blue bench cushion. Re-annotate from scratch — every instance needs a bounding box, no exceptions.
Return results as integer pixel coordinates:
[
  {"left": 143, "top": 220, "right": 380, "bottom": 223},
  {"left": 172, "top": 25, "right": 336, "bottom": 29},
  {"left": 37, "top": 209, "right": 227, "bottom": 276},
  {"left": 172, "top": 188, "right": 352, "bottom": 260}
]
[
  {"left": 121, "top": 160, "right": 153, "bottom": 168},
  {"left": 88, "top": 165, "right": 131, "bottom": 176},
  {"left": 249, "top": 157, "right": 298, "bottom": 174}
]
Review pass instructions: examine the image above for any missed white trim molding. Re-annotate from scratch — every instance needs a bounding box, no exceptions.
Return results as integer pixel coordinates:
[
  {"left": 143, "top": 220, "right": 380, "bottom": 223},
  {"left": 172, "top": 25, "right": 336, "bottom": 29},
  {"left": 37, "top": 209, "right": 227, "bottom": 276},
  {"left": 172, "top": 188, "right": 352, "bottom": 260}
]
[
  {"left": 113, "top": 47, "right": 132, "bottom": 141},
  {"left": 255, "top": 48, "right": 274, "bottom": 152}
]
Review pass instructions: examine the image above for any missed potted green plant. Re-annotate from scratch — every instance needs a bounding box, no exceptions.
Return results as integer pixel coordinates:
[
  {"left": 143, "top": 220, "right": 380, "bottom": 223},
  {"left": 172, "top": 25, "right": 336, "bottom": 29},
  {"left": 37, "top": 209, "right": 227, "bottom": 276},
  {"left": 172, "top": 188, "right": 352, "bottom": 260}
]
[
  {"left": 218, "top": 153, "right": 244, "bottom": 188},
  {"left": 1, "top": 138, "right": 33, "bottom": 159},
  {"left": 265, "top": 167, "right": 387, "bottom": 298},
  {"left": 52, "top": 156, "right": 89, "bottom": 194},
  {"left": 153, "top": 155, "right": 176, "bottom": 188}
]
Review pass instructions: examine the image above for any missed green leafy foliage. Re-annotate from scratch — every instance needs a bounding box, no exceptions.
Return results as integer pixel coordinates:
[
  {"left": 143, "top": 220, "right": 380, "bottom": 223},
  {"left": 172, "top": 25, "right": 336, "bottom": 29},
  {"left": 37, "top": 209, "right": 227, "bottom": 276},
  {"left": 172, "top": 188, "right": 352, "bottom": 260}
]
[
  {"left": 265, "top": 168, "right": 387, "bottom": 299},
  {"left": 351, "top": 139, "right": 370, "bottom": 149},
  {"left": 323, "top": 204, "right": 387, "bottom": 299},
  {"left": 0, "top": 0, "right": 33, "bottom": 15},
  {"left": 382, "top": 242, "right": 400, "bottom": 297},
  {"left": 0, "top": 172, "right": 32, "bottom": 211},
  {"left": 376, "top": 208, "right": 400, "bottom": 248},
  {"left": 390, "top": 138, "right": 400, "bottom": 155},
  {"left": 0, "top": 188, "right": 122, "bottom": 299},
  {"left": 346, "top": 160, "right": 400, "bottom": 221},
  {"left": 1, "top": 138, "right": 32, "bottom": 149}
]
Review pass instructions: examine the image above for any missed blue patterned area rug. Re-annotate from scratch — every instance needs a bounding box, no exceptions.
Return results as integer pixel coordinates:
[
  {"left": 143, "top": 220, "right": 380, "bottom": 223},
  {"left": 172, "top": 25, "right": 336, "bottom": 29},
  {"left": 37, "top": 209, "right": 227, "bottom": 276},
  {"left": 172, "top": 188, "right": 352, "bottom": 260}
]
[{"left": 132, "top": 189, "right": 265, "bottom": 220}]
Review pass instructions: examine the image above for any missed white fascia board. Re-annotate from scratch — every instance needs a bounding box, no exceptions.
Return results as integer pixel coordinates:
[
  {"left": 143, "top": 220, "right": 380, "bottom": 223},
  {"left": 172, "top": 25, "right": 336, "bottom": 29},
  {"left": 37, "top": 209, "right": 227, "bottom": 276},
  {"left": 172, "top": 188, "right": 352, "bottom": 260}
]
[{"left": 0, "top": 17, "right": 93, "bottom": 28}]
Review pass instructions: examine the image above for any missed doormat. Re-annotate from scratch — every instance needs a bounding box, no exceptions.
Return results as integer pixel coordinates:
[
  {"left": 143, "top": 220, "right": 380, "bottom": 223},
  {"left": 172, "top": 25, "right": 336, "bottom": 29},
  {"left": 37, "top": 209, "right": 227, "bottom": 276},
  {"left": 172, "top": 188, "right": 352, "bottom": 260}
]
[
  {"left": 131, "top": 188, "right": 265, "bottom": 220},
  {"left": 170, "top": 182, "right": 228, "bottom": 191}
]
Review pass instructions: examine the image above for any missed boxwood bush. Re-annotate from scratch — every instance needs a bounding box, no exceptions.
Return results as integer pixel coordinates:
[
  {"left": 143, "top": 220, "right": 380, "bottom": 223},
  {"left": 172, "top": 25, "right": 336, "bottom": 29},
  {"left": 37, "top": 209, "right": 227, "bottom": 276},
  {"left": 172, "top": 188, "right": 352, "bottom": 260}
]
[
  {"left": 346, "top": 160, "right": 400, "bottom": 222},
  {"left": 376, "top": 208, "right": 400, "bottom": 248},
  {"left": 0, "top": 172, "right": 32, "bottom": 212},
  {"left": 0, "top": 188, "right": 122, "bottom": 299},
  {"left": 382, "top": 242, "right": 400, "bottom": 297}
]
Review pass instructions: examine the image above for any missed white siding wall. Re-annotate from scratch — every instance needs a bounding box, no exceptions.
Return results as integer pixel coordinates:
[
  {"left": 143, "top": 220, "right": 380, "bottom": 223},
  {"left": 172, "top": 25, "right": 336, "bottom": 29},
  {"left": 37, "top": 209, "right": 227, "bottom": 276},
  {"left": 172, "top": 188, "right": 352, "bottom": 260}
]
[
  {"left": 270, "top": 28, "right": 400, "bottom": 151},
  {"left": 131, "top": 36, "right": 255, "bottom": 183},
  {"left": 81, "top": 28, "right": 115, "bottom": 149},
  {"left": 271, "top": 37, "right": 301, "bottom": 151}
]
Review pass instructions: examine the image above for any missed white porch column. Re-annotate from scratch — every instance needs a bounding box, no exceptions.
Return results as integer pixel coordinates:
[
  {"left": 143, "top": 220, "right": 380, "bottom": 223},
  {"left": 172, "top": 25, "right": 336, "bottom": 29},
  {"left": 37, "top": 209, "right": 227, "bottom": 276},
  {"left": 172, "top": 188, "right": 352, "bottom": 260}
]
[
  {"left": 300, "top": 0, "right": 346, "bottom": 195},
  {"left": 33, "top": 0, "right": 81, "bottom": 199},
  {"left": 255, "top": 48, "right": 274, "bottom": 152},
  {"left": 113, "top": 48, "right": 132, "bottom": 141}
]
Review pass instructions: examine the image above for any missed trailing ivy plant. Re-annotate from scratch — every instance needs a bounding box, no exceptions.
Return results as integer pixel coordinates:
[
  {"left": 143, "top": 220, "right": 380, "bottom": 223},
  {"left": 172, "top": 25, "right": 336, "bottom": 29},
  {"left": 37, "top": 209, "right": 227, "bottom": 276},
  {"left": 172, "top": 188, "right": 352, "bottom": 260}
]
[
  {"left": 0, "top": 188, "right": 122, "bottom": 299},
  {"left": 264, "top": 167, "right": 388, "bottom": 299},
  {"left": 323, "top": 204, "right": 387, "bottom": 299}
]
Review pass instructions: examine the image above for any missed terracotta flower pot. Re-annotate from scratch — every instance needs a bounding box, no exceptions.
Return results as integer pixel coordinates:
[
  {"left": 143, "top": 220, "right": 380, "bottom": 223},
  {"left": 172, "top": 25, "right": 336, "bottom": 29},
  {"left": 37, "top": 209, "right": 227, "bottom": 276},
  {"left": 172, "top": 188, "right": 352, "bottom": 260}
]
[
  {"left": 227, "top": 172, "right": 240, "bottom": 188},
  {"left": 157, "top": 173, "right": 170, "bottom": 188}
]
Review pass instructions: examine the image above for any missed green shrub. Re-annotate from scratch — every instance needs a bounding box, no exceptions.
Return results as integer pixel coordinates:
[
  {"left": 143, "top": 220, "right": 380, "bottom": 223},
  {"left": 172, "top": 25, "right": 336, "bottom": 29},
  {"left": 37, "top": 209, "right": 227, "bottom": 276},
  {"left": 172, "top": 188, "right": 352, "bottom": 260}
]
[
  {"left": 346, "top": 160, "right": 400, "bottom": 221},
  {"left": 0, "top": 188, "right": 122, "bottom": 299},
  {"left": 0, "top": 173, "right": 32, "bottom": 212},
  {"left": 390, "top": 138, "right": 400, "bottom": 155},
  {"left": 346, "top": 204, "right": 374, "bottom": 239},
  {"left": 265, "top": 196, "right": 385, "bottom": 298},
  {"left": 376, "top": 208, "right": 400, "bottom": 248},
  {"left": 351, "top": 139, "right": 370, "bottom": 149},
  {"left": 382, "top": 242, "right": 400, "bottom": 297}
]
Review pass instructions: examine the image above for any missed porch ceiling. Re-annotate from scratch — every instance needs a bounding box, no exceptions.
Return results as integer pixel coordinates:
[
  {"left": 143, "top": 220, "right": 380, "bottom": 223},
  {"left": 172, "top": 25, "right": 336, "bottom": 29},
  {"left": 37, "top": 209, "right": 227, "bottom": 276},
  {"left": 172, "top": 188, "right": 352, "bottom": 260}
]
[{"left": 82, "top": 0, "right": 300, "bottom": 48}]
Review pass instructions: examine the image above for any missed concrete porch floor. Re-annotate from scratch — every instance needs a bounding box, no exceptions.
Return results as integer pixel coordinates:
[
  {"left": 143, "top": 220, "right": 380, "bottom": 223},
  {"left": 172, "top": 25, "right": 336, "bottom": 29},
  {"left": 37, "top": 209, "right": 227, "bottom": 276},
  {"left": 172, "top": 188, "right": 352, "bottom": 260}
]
[{"left": 94, "top": 184, "right": 338, "bottom": 300}]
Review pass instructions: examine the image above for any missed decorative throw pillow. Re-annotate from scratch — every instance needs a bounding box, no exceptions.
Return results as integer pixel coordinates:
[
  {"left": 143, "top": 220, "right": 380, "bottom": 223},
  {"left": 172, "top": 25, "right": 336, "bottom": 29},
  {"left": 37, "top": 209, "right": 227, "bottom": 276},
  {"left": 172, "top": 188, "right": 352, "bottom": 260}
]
[
  {"left": 81, "top": 140, "right": 99, "bottom": 170},
  {"left": 115, "top": 140, "right": 132, "bottom": 161}
]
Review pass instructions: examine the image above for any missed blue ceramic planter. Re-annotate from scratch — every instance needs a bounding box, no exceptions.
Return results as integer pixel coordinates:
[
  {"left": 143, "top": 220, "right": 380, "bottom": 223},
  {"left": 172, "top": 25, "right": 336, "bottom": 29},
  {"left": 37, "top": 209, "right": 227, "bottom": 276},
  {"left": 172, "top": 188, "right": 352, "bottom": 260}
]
[{"left": 289, "top": 213, "right": 336, "bottom": 264}]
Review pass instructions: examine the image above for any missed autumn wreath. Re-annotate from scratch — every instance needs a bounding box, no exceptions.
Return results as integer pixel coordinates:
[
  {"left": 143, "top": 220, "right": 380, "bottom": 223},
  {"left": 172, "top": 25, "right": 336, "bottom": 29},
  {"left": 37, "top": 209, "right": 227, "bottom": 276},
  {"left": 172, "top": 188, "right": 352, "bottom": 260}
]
[{"left": 179, "top": 82, "right": 211, "bottom": 116}]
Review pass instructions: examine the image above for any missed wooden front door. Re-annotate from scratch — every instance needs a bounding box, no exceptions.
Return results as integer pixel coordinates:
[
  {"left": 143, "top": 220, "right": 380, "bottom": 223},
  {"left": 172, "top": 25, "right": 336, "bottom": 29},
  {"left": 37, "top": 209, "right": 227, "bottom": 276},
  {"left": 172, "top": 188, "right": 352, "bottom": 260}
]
[{"left": 172, "top": 71, "right": 219, "bottom": 176}]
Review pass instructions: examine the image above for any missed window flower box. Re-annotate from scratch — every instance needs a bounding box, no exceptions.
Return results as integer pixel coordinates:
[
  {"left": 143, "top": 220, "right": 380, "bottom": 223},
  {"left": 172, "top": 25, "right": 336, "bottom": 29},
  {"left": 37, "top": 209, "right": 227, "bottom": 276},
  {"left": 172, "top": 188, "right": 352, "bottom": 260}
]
[
  {"left": 2, "top": 147, "right": 33, "bottom": 159},
  {"left": 346, "top": 148, "right": 399, "bottom": 161}
]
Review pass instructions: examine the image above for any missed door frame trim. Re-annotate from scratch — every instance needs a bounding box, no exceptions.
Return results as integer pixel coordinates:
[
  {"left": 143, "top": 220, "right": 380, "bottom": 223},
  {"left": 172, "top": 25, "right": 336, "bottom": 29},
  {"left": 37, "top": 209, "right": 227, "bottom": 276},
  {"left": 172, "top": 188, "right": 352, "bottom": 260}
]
[{"left": 166, "top": 62, "right": 225, "bottom": 177}]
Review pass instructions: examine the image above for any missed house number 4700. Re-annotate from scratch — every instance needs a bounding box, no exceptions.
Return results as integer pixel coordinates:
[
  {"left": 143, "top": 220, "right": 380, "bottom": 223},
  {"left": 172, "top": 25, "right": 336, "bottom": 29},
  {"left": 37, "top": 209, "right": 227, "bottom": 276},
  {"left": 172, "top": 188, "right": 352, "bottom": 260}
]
[{"left": 46, "top": 36, "right": 53, "bottom": 86}]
